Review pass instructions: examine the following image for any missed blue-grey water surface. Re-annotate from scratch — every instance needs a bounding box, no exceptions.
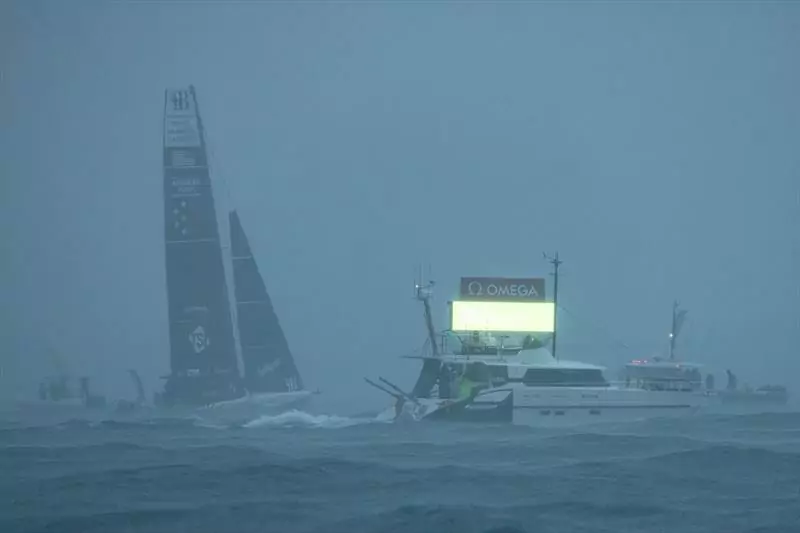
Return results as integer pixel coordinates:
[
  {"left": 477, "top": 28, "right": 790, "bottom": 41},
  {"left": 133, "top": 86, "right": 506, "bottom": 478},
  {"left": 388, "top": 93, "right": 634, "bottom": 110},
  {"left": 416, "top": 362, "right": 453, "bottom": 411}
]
[{"left": 2, "top": 410, "right": 799, "bottom": 533}]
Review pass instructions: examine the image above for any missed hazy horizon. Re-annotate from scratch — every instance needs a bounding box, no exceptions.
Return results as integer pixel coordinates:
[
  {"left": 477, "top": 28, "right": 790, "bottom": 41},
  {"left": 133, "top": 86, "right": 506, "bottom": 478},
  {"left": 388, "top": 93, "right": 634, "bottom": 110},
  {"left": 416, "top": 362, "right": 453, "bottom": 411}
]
[{"left": 2, "top": 1, "right": 798, "bottom": 412}]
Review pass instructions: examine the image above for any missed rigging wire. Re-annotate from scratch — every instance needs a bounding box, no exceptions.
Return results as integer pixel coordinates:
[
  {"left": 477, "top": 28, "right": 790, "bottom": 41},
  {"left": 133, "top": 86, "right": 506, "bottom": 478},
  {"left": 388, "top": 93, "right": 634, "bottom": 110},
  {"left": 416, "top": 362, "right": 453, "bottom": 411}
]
[{"left": 194, "top": 91, "right": 244, "bottom": 368}]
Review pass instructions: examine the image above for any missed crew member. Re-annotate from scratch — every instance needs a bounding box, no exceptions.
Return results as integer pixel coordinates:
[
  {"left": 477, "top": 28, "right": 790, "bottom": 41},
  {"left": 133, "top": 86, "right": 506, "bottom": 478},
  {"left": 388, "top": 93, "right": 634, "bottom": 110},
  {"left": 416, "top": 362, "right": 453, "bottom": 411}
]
[
  {"left": 726, "top": 369, "right": 738, "bottom": 391},
  {"left": 439, "top": 365, "right": 453, "bottom": 399},
  {"left": 522, "top": 335, "right": 533, "bottom": 349},
  {"left": 455, "top": 367, "right": 470, "bottom": 399}
]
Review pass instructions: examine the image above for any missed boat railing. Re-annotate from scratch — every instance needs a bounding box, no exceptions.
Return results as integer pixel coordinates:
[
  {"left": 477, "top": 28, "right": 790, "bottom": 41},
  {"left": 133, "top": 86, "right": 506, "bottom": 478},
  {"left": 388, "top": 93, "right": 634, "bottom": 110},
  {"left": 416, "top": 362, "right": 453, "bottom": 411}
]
[
  {"left": 520, "top": 379, "right": 711, "bottom": 392},
  {"left": 612, "top": 378, "right": 706, "bottom": 392},
  {"left": 520, "top": 382, "right": 612, "bottom": 389}
]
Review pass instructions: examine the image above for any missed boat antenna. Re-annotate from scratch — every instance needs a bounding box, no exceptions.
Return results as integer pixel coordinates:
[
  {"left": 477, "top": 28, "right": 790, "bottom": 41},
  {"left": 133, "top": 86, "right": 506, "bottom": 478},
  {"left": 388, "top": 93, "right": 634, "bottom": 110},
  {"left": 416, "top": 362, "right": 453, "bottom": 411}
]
[
  {"left": 669, "top": 300, "right": 676, "bottom": 360},
  {"left": 414, "top": 265, "right": 438, "bottom": 357},
  {"left": 668, "top": 300, "right": 687, "bottom": 361},
  {"left": 543, "top": 251, "right": 562, "bottom": 360}
]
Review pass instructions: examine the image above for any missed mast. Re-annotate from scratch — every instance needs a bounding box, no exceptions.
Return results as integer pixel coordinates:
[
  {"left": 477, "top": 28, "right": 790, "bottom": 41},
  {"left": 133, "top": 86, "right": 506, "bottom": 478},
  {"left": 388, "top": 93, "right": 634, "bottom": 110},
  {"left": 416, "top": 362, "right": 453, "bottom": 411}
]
[
  {"left": 417, "top": 280, "right": 439, "bottom": 357},
  {"left": 204, "top": 112, "right": 244, "bottom": 379},
  {"left": 669, "top": 300, "right": 677, "bottom": 360},
  {"left": 544, "top": 252, "right": 562, "bottom": 360},
  {"left": 668, "top": 300, "right": 687, "bottom": 361},
  {"left": 409, "top": 269, "right": 442, "bottom": 398}
]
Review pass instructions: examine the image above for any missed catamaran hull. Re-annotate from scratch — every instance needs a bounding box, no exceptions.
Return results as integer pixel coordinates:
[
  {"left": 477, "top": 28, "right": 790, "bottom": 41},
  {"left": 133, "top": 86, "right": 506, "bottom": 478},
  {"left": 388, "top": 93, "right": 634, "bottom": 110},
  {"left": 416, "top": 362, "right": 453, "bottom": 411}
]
[
  {"left": 201, "top": 390, "right": 313, "bottom": 414},
  {"left": 417, "top": 390, "right": 513, "bottom": 423},
  {"left": 510, "top": 385, "right": 710, "bottom": 426},
  {"left": 376, "top": 391, "right": 511, "bottom": 425},
  {"left": 712, "top": 389, "right": 790, "bottom": 413},
  {"left": 384, "top": 386, "right": 711, "bottom": 426},
  {"left": 377, "top": 396, "right": 482, "bottom": 423},
  {"left": 154, "top": 390, "right": 316, "bottom": 423}
]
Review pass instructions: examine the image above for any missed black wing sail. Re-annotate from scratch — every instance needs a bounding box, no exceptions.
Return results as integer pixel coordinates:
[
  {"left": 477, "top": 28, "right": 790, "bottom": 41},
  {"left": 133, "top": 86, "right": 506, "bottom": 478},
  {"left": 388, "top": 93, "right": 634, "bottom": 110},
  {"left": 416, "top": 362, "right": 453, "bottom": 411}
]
[
  {"left": 161, "top": 86, "right": 242, "bottom": 406},
  {"left": 230, "top": 210, "right": 304, "bottom": 393}
]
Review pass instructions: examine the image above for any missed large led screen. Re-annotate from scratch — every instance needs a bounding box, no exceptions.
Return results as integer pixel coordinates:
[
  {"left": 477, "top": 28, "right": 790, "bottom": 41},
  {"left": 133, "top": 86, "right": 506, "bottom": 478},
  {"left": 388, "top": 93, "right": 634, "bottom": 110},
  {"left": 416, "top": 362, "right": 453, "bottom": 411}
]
[{"left": 450, "top": 300, "right": 555, "bottom": 333}]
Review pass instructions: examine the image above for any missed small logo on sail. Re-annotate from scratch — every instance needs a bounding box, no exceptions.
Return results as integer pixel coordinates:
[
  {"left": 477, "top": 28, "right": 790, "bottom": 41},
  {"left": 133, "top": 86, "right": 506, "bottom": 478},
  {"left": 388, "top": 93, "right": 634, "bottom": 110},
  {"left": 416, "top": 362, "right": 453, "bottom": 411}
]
[
  {"left": 172, "top": 90, "right": 190, "bottom": 111},
  {"left": 257, "top": 359, "right": 281, "bottom": 377},
  {"left": 188, "top": 326, "right": 210, "bottom": 354}
]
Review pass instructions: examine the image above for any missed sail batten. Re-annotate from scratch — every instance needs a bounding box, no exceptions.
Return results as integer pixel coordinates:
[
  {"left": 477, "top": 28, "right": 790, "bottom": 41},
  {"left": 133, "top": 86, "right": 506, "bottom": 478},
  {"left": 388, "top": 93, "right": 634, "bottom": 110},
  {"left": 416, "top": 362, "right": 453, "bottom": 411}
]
[{"left": 230, "top": 210, "right": 304, "bottom": 393}]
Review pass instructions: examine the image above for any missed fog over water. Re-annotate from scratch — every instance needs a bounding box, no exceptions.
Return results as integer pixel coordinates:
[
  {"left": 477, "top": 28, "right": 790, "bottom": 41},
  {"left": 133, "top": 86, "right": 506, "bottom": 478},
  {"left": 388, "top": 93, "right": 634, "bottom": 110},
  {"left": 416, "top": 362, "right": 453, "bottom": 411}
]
[{"left": 2, "top": 1, "right": 798, "bottom": 412}]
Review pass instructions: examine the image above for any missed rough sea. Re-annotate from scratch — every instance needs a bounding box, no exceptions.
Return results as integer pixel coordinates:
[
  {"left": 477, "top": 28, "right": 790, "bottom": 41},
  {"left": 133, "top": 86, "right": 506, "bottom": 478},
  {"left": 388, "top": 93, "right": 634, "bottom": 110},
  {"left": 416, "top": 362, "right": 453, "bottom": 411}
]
[{"left": 2, "top": 409, "right": 799, "bottom": 533}]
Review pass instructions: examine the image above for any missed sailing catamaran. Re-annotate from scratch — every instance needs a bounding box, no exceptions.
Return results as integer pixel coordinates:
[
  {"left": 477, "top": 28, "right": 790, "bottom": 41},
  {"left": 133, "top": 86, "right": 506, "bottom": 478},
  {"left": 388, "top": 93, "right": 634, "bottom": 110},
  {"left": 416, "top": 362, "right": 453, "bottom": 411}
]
[{"left": 156, "top": 86, "right": 313, "bottom": 416}]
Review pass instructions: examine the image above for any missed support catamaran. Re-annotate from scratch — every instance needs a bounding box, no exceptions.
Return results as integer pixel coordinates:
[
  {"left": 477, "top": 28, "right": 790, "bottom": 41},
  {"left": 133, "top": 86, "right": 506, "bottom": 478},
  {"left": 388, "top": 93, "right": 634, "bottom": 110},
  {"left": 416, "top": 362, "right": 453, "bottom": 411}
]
[
  {"left": 29, "top": 375, "right": 106, "bottom": 410},
  {"left": 624, "top": 302, "right": 790, "bottom": 411},
  {"left": 370, "top": 257, "right": 713, "bottom": 426},
  {"left": 617, "top": 301, "right": 793, "bottom": 413},
  {"left": 620, "top": 301, "right": 709, "bottom": 394},
  {"left": 19, "top": 346, "right": 108, "bottom": 415},
  {"left": 156, "top": 86, "right": 313, "bottom": 417}
]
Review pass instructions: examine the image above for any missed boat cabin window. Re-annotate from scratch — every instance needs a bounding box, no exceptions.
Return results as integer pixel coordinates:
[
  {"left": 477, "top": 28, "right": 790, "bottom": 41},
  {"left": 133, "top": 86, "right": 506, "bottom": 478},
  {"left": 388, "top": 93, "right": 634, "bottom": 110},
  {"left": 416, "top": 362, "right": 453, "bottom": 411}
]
[
  {"left": 439, "top": 362, "right": 508, "bottom": 387},
  {"left": 458, "top": 362, "right": 508, "bottom": 384},
  {"left": 488, "top": 365, "right": 509, "bottom": 384},
  {"left": 522, "top": 368, "right": 608, "bottom": 387},
  {"left": 456, "top": 331, "right": 522, "bottom": 356},
  {"left": 459, "top": 345, "right": 521, "bottom": 356},
  {"left": 624, "top": 364, "right": 702, "bottom": 392}
]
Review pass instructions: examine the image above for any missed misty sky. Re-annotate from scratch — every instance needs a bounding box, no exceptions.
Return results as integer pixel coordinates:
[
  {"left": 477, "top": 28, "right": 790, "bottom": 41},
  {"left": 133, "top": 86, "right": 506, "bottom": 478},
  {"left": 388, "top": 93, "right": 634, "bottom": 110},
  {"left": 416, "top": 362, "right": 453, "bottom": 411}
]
[{"left": 2, "top": 1, "right": 798, "bottom": 411}]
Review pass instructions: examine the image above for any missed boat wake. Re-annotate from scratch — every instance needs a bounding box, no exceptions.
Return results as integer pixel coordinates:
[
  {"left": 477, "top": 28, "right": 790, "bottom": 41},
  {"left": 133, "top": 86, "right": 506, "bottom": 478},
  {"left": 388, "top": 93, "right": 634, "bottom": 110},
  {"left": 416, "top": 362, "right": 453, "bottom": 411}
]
[
  {"left": 0, "top": 408, "right": 386, "bottom": 432},
  {"left": 242, "top": 409, "right": 381, "bottom": 430}
]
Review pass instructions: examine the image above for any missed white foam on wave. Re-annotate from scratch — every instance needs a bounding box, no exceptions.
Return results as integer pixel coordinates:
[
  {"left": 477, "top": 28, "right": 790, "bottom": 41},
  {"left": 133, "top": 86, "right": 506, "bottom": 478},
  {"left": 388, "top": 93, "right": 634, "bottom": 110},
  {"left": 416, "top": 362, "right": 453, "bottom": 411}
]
[{"left": 243, "top": 409, "right": 380, "bottom": 430}]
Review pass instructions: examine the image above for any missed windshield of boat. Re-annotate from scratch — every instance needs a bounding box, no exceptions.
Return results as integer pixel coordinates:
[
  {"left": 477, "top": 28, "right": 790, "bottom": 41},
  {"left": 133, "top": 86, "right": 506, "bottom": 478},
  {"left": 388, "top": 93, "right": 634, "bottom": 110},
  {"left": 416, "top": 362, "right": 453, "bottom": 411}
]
[{"left": 521, "top": 368, "right": 609, "bottom": 387}]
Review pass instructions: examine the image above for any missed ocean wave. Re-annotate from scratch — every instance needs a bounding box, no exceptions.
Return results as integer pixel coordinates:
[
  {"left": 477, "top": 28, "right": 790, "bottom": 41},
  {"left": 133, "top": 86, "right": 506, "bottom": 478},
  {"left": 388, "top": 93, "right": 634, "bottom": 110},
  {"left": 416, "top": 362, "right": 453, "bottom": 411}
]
[
  {"left": 0, "top": 441, "right": 149, "bottom": 459},
  {"left": 3, "top": 506, "right": 189, "bottom": 533},
  {"left": 314, "top": 504, "right": 529, "bottom": 533},
  {"left": 638, "top": 443, "right": 800, "bottom": 472},
  {"left": 242, "top": 409, "right": 381, "bottom": 429},
  {"left": 535, "top": 431, "right": 703, "bottom": 449},
  {"left": 5, "top": 438, "right": 799, "bottom": 533},
  {"left": 9, "top": 498, "right": 798, "bottom": 533},
  {"left": 0, "top": 409, "right": 384, "bottom": 434},
  {"left": 309, "top": 501, "right": 678, "bottom": 533},
  {"left": 0, "top": 416, "right": 207, "bottom": 435}
]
